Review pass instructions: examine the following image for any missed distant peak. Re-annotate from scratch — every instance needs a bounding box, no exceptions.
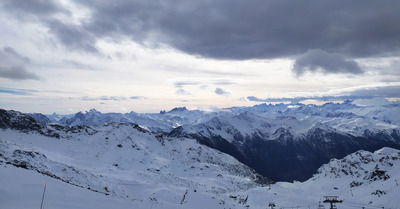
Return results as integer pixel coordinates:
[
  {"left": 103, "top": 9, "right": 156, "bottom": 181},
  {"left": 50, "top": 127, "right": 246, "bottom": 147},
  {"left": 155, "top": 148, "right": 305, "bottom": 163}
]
[
  {"left": 342, "top": 99, "right": 353, "bottom": 105},
  {"left": 169, "top": 107, "right": 188, "bottom": 112},
  {"left": 87, "top": 108, "right": 101, "bottom": 114}
]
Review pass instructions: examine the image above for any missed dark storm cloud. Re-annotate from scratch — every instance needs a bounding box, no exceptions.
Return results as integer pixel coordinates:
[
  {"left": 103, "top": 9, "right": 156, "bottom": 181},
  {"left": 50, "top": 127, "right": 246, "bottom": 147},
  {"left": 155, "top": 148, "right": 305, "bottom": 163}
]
[
  {"left": 2, "top": 0, "right": 399, "bottom": 59},
  {"left": 292, "top": 49, "right": 363, "bottom": 76},
  {"left": 247, "top": 85, "right": 400, "bottom": 103},
  {"left": 0, "top": 47, "right": 40, "bottom": 80},
  {"left": 74, "top": 0, "right": 400, "bottom": 59}
]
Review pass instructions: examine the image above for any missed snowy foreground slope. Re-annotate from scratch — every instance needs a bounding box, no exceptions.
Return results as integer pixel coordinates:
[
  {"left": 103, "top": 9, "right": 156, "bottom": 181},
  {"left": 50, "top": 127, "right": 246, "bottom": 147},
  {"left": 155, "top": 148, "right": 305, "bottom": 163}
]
[
  {"left": 0, "top": 124, "right": 267, "bottom": 209},
  {"left": 240, "top": 147, "right": 400, "bottom": 209},
  {"left": 1, "top": 103, "right": 400, "bottom": 208},
  {"left": 1, "top": 124, "right": 400, "bottom": 208},
  {"left": 1, "top": 132, "right": 399, "bottom": 208}
]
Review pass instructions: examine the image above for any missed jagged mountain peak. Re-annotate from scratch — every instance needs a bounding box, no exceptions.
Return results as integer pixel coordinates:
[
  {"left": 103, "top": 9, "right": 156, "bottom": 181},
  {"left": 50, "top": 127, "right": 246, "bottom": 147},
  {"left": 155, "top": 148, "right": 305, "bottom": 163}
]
[
  {"left": 168, "top": 106, "right": 188, "bottom": 113},
  {"left": 86, "top": 108, "right": 101, "bottom": 114}
]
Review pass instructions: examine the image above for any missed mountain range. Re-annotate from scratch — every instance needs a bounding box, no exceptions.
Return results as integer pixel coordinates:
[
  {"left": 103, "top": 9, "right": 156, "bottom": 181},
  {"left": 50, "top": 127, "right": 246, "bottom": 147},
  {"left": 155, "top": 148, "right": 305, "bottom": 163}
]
[
  {"left": 1, "top": 100, "right": 400, "bottom": 208},
  {"left": 25, "top": 100, "right": 400, "bottom": 181}
]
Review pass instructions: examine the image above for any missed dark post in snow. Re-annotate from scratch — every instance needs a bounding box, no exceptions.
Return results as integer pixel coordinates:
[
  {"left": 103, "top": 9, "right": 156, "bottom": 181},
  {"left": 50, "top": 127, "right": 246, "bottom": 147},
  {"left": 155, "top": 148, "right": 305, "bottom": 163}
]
[
  {"left": 323, "top": 196, "right": 342, "bottom": 209},
  {"left": 40, "top": 183, "right": 47, "bottom": 209}
]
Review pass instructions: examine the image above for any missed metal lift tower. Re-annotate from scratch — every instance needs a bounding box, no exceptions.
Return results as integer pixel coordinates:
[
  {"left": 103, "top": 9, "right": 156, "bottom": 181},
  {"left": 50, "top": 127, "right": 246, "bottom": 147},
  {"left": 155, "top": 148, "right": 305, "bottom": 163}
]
[{"left": 323, "top": 196, "right": 342, "bottom": 209}]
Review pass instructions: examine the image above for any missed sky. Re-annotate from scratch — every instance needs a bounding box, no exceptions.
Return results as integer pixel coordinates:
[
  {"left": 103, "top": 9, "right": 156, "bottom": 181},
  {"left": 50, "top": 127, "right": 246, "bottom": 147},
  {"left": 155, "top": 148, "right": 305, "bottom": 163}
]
[{"left": 0, "top": 0, "right": 399, "bottom": 114}]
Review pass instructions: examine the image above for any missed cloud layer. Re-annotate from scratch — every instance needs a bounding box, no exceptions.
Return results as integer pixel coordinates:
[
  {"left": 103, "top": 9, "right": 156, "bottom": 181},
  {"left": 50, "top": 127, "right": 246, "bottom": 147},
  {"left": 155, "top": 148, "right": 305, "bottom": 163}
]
[
  {"left": 292, "top": 49, "right": 363, "bottom": 76},
  {"left": 2, "top": 0, "right": 400, "bottom": 59},
  {"left": 247, "top": 85, "right": 400, "bottom": 103}
]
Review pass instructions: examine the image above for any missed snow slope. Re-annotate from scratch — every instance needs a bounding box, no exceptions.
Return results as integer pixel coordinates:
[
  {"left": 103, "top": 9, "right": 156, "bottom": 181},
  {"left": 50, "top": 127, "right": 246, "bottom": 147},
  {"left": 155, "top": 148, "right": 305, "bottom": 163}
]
[
  {"left": 228, "top": 147, "right": 400, "bottom": 209},
  {"left": 1, "top": 138, "right": 399, "bottom": 208},
  {"left": 0, "top": 122, "right": 267, "bottom": 209}
]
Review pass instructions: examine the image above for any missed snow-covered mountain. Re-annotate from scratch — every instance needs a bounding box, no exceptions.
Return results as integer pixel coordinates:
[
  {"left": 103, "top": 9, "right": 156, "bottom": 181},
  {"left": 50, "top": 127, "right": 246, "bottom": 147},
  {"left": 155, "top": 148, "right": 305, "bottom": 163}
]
[
  {"left": 236, "top": 147, "right": 400, "bottom": 209},
  {"left": 169, "top": 103, "right": 400, "bottom": 181},
  {"left": 1, "top": 108, "right": 400, "bottom": 208},
  {"left": 0, "top": 110, "right": 268, "bottom": 208},
  {"left": 43, "top": 101, "right": 400, "bottom": 133},
  {"left": 1, "top": 122, "right": 399, "bottom": 208},
  {"left": 51, "top": 107, "right": 217, "bottom": 132},
  {"left": 3, "top": 100, "right": 400, "bottom": 182}
]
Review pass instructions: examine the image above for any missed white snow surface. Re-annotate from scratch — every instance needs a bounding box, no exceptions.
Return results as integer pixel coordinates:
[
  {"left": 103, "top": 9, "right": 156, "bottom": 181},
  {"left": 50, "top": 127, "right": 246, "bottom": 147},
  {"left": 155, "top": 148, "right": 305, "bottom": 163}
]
[
  {"left": 1, "top": 124, "right": 400, "bottom": 208},
  {"left": 0, "top": 125, "right": 262, "bottom": 209}
]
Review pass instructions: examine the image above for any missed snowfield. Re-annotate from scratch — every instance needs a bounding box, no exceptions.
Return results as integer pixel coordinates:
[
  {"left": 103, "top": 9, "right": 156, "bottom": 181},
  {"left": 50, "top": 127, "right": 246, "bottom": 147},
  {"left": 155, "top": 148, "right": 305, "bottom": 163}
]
[
  {"left": 0, "top": 124, "right": 265, "bottom": 209},
  {"left": 1, "top": 126, "right": 400, "bottom": 208}
]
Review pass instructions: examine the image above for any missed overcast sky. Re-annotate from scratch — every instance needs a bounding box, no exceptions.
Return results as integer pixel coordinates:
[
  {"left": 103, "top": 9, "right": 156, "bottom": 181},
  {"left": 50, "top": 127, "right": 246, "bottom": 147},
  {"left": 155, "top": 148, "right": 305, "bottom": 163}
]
[{"left": 0, "top": 0, "right": 399, "bottom": 114}]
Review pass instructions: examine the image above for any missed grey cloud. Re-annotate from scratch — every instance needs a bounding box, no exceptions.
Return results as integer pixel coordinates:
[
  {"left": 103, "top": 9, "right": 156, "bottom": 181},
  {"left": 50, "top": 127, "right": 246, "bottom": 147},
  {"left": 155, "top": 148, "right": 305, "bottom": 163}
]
[
  {"left": 3, "top": 1, "right": 400, "bottom": 59},
  {"left": 3, "top": 47, "right": 30, "bottom": 63},
  {"left": 1, "top": 0, "right": 67, "bottom": 18},
  {"left": 293, "top": 49, "right": 363, "bottom": 76},
  {"left": 1, "top": 1, "right": 97, "bottom": 54},
  {"left": 247, "top": 95, "right": 363, "bottom": 103},
  {"left": 215, "top": 87, "right": 230, "bottom": 97},
  {"left": 129, "top": 96, "right": 146, "bottom": 100},
  {"left": 0, "top": 66, "right": 40, "bottom": 80},
  {"left": 46, "top": 20, "right": 99, "bottom": 54},
  {"left": 75, "top": 0, "right": 400, "bottom": 59},
  {"left": 247, "top": 85, "right": 400, "bottom": 103},
  {"left": 0, "top": 46, "right": 30, "bottom": 65},
  {"left": 343, "top": 85, "right": 400, "bottom": 99},
  {"left": 0, "top": 47, "right": 40, "bottom": 80}
]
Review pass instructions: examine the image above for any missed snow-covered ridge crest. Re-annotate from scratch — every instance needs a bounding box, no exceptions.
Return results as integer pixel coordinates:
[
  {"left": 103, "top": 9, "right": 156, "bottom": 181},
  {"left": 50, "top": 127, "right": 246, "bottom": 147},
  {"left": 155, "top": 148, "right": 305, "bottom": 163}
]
[
  {"left": 22, "top": 100, "right": 400, "bottom": 133},
  {"left": 315, "top": 147, "right": 400, "bottom": 181}
]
